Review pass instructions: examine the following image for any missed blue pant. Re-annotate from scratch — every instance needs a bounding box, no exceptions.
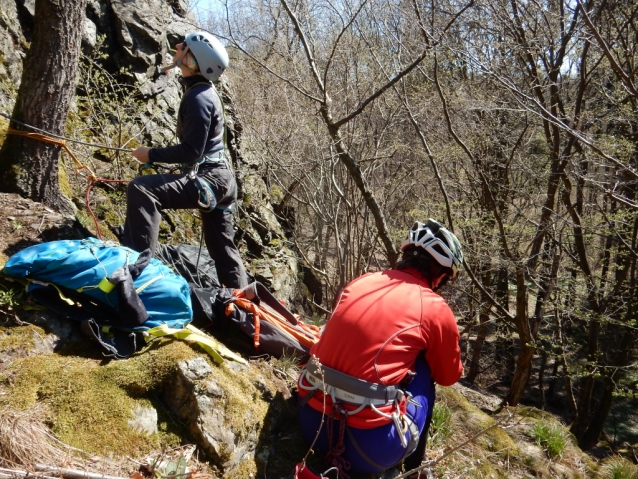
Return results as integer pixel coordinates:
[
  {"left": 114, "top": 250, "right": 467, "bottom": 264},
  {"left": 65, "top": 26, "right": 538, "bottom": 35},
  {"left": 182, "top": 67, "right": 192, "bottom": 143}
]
[{"left": 298, "top": 356, "right": 435, "bottom": 475}]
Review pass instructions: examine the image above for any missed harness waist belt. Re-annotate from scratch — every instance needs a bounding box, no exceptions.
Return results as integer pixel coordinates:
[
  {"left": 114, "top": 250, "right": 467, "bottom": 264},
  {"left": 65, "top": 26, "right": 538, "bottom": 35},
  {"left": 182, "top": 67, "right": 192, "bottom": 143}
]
[
  {"left": 305, "top": 360, "right": 401, "bottom": 403},
  {"left": 201, "top": 151, "right": 226, "bottom": 164},
  {"left": 182, "top": 152, "right": 227, "bottom": 170},
  {"left": 304, "top": 370, "right": 394, "bottom": 406}
]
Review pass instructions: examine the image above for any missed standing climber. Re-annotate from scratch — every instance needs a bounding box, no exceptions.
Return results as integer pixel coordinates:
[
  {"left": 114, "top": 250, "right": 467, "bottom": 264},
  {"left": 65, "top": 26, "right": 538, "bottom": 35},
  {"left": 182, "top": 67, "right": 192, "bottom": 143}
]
[
  {"left": 123, "top": 31, "right": 247, "bottom": 289},
  {"left": 297, "top": 219, "right": 464, "bottom": 477}
]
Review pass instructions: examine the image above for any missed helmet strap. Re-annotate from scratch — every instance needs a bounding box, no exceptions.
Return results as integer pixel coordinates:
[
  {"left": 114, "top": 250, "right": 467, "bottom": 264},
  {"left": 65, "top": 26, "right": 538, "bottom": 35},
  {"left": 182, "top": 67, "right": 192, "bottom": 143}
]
[{"left": 175, "top": 44, "right": 189, "bottom": 68}]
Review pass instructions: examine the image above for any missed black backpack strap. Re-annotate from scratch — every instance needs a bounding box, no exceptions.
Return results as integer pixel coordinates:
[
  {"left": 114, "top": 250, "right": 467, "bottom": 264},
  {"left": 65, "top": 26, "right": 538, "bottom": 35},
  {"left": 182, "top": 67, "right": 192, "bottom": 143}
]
[
  {"left": 30, "top": 284, "right": 118, "bottom": 324},
  {"left": 241, "top": 282, "right": 299, "bottom": 325},
  {"left": 80, "top": 319, "right": 140, "bottom": 360}
]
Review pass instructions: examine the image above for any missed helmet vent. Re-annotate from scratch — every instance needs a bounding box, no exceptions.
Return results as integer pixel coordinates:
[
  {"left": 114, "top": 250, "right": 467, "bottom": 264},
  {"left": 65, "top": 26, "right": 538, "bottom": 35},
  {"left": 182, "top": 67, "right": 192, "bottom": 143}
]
[
  {"left": 206, "top": 67, "right": 214, "bottom": 74},
  {"left": 431, "top": 244, "right": 447, "bottom": 256}
]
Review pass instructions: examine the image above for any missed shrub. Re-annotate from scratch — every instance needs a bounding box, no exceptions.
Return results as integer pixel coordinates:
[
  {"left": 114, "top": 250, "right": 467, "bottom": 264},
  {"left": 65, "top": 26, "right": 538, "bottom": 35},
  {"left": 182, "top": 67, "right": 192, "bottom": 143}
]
[
  {"left": 429, "top": 402, "right": 453, "bottom": 447},
  {"left": 531, "top": 422, "right": 567, "bottom": 460},
  {"left": 601, "top": 457, "right": 638, "bottom": 479}
]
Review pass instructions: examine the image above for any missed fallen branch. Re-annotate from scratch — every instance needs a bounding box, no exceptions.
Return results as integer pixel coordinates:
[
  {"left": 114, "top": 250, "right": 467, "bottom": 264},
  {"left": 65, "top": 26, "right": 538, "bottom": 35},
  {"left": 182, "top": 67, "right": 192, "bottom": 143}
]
[
  {"left": 35, "top": 465, "right": 129, "bottom": 479},
  {"left": 0, "top": 467, "right": 59, "bottom": 479}
]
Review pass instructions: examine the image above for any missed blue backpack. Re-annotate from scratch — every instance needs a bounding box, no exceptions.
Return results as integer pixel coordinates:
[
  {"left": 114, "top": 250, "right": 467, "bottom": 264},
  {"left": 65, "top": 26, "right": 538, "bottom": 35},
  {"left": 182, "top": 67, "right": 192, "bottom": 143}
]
[{"left": 3, "top": 238, "right": 192, "bottom": 358}]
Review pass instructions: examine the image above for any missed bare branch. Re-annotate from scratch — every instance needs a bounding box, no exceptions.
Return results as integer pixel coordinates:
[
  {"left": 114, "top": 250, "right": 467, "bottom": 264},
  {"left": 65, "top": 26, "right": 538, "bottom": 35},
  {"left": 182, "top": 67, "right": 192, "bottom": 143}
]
[
  {"left": 579, "top": 0, "right": 638, "bottom": 97},
  {"left": 333, "top": 48, "right": 430, "bottom": 129},
  {"left": 280, "top": 0, "right": 326, "bottom": 95}
]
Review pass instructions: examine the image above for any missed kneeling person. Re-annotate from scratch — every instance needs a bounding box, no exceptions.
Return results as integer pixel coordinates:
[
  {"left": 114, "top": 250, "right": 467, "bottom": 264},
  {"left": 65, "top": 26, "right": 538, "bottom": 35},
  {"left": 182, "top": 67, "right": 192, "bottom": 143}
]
[{"left": 298, "top": 219, "right": 464, "bottom": 476}]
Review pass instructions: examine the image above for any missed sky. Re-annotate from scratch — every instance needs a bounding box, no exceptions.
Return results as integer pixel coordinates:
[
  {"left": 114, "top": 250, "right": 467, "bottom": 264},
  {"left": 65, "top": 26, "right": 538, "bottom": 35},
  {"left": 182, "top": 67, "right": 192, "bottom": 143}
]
[{"left": 189, "top": 0, "right": 224, "bottom": 23}]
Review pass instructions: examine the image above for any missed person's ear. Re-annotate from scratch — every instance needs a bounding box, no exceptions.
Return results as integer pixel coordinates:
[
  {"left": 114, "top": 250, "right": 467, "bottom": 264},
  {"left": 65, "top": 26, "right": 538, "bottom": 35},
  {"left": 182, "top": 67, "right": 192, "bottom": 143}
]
[{"left": 432, "top": 273, "right": 449, "bottom": 291}]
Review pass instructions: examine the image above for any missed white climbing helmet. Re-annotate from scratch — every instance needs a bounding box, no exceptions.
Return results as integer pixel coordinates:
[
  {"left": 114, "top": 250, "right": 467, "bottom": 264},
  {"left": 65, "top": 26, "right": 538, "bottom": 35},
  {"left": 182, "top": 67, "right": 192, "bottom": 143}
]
[
  {"left": 400, "top": 219, "right": 464, "bottom": 280},
  {"left": 160, "top": 31, "right": 229, "bottom": 82},
  {"left": 182, "top": 31, "right": 229, "bottom": 82}
]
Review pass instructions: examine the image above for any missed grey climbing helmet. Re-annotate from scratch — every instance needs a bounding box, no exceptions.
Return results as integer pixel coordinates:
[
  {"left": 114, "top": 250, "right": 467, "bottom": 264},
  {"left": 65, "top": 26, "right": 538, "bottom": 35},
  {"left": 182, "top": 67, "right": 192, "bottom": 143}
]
[
  {"left": 183, "top": 31, "right": 229, "bottom": 82},
  {"left": 400, "top": 219, "right": 464, "bottom": 280}
]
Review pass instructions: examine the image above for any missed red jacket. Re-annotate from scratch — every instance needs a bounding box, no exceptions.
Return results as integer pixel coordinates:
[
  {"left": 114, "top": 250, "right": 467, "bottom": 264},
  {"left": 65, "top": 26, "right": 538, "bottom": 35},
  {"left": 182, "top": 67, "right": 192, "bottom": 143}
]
[{"left": 310, "top": 269, "right": 463, "bottom": 387}]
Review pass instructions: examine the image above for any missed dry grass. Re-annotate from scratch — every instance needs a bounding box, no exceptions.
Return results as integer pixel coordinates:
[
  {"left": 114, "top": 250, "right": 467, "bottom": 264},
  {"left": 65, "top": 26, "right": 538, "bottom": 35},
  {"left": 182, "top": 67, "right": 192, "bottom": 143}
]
[{"left": 0, "top": 406, "right": 70, "bottom": 468}]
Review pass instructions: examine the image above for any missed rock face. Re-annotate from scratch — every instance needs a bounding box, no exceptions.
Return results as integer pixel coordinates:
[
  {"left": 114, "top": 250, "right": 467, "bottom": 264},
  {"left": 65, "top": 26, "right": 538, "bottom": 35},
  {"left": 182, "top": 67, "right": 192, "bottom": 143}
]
[
  {"left": 0, "top": 0, "right": 300, "bottom": 302},
  {"left": 0, "top": 0, "right": 24, "bottom": 107},
  {"left": 161, "top": 356, "right": 300, "bottom": 478}
]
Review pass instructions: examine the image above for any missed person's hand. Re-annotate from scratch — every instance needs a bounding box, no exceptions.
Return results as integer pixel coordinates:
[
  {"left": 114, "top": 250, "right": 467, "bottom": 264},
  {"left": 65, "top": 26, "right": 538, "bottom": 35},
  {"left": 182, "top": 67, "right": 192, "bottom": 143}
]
[{"left": 132, "top": 147, "right": 151, "bottom": 164}]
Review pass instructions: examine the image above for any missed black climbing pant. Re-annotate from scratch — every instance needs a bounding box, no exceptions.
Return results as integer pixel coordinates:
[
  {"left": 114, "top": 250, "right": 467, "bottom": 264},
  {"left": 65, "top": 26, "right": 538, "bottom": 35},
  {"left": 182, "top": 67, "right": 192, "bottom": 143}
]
[{"left": 122, "top": 163, "right": 248, "bottom": 289}]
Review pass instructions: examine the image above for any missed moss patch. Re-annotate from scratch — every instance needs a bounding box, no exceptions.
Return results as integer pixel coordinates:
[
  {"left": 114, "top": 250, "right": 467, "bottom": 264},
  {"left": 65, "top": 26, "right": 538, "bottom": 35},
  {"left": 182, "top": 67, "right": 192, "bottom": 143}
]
[
  {"left": 0, "top": 324, "right": 45, "bottom": 354},
  {"left": 210, "top": 363, "right": 270, "bottom": 442},
  {"left": 0, "top": 339, "right": 198, "bottom": 457},
  {"left": 439, "top": 386, "right": 520, "bottom": 456},
  {"left": 0, "top": 116, "right": 8, "bottom": 147},
  {"left": 58, "top": 163, "right": 73, "bottom": 200}
]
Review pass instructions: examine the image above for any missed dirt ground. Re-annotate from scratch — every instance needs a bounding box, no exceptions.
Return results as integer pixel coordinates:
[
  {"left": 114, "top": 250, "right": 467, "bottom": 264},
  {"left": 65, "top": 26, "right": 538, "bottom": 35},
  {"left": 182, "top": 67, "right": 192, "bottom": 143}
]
[{"left": 0, "top": 192, "right": 87, "bottom": 267}]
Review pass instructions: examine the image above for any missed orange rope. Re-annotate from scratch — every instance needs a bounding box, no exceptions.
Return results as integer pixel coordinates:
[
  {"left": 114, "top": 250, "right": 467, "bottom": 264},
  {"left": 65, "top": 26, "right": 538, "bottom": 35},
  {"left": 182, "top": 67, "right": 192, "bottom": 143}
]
[
  {"left": 230, "top": 289, "right": 319, "bottom": 350},
  {"left": 7, "top": 128, "right": 130, "bottom": 240}
]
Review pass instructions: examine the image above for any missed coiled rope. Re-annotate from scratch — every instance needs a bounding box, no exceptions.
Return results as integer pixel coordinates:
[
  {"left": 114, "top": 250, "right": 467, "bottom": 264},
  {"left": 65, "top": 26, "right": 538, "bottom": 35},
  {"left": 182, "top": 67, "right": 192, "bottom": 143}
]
[{"left": 1, "top": 112, "right": 131, "bottom": 240}]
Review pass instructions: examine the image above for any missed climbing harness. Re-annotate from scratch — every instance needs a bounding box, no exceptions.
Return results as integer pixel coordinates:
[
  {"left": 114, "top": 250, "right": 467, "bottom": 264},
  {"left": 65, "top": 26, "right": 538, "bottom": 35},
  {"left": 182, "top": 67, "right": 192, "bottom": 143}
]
[
  {"left": 298, "top": 359, "right": 419, "bottom": 475},
  {"left": 181, "top": 152, "right": 233, "bottom": 213},
  {"left": 176, "top": 81, "right": 236, "bottom": 213},
  {"left": 300, "top": 360, "right": 405, "bottom": 408}
]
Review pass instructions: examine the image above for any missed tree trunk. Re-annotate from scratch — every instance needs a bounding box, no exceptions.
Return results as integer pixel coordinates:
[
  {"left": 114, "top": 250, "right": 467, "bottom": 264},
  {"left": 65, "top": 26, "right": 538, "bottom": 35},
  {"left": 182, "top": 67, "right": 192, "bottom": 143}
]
[
  {"left": 466, "top": 311, "right": 488, "bottom": 384},
  {"left": 504, "top": 267, "right": 533, "bottom": 406},
  {"left": 578, "top": 377, "right": 615, "bottom": 450},
  {"left": 466, "top": 270, "right": 492, "bottom": 383},
  {"left": 0, "top": 0, "right": 87, "bottom": 212}
]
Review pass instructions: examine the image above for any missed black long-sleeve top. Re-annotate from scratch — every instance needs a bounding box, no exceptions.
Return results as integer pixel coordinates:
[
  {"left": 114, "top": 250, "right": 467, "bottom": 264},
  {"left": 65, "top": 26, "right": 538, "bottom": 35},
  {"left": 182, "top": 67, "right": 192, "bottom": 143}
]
[{"left": 148, "top": 75, "right": 224, "bottom": 165}]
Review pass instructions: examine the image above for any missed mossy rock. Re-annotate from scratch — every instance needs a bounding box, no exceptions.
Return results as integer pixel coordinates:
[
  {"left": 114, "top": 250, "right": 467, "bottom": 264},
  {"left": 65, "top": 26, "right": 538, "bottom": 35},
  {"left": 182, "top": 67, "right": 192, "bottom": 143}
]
[
  {"left": 0, "top": 116, "right": 8, "bottom": 146},
  {"left": 0, "top": 323, "right": 47, "bottom": 356},
  {"left": 439, "top": 386, "right": 520, "bottom": 457},
  {"left": 0, "top": 323, "right": 309, "bottom": 478},
  {"left": 0, "top": 339, "right": 197, "bottom": 456}
]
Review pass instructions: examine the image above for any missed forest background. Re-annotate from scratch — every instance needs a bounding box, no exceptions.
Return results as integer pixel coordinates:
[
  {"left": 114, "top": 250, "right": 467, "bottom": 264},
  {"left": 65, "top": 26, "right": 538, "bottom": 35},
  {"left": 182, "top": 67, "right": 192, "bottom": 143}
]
[
  {"left": 195, "top": 0, "right": 638, "bottom": 453},
  {"left": 0, "top": 0, "right": 637, "bottom": 464}
]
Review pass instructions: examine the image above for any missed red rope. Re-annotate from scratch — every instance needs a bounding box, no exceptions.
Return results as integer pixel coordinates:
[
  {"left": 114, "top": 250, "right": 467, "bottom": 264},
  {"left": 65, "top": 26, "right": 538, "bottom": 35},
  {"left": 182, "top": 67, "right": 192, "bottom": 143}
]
[
  {"left": 85, "top": 178, "right": 130, "bottom": 240},
  {"left": 325, "top": 401, "right": 351, "bottom": 479}
]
